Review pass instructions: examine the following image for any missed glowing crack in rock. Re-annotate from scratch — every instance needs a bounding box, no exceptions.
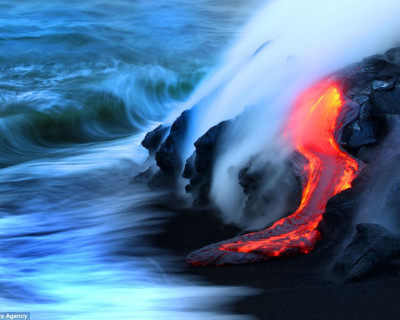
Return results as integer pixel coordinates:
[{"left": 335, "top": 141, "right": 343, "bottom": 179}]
[{"left": 186, "top": 80, "right": 360, "bottom": 266}]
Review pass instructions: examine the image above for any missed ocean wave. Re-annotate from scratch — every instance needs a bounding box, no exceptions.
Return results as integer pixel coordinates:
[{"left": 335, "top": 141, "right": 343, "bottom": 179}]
[
  {"left": 0, "top": 145, "right": 253, "bottom": 319},
  {"left": 0, "top": 65, "right": 200, "bottom": 167},
  {"left": 0, "top": 1, "right": 266, "bottom": 318}
]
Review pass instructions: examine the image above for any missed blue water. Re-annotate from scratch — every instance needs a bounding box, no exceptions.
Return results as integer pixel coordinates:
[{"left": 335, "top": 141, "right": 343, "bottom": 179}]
[{"left": 0, "top": 1, "right": 262, "bottom": 318}]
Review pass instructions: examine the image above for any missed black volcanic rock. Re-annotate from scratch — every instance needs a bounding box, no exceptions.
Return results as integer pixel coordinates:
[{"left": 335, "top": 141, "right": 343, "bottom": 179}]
[
  {"left": 318, "top": 188, "right": 360, "bottom": 247},
  {"left": 386, "top": 47, "right": 400, "bottom": 66},
  {"left": 386, "top": 183, "right": 400, "bottom": 223},
  {"left": 337, "top": 48, "right": 400, "bottom": 158},
  {"left": 156, "top": 109, "right": 192, "bottom": 175},
  {"left": 333, "top": 223, "right": 400, "bottom": 282},
  {"left": 139, "top": 109, "right": 193, "bottom": 189},
  {"left": 339, "top": 52, "right": 399, "bottom": 98},
  {"left": 238, "top": 156, "right": 303, "bottom": 225},
  {"left": 341, "top": 119, "right": 378, "bottom": 150},
  {"left": 372, "top": 86, "right": 400, "bottom": 114},
  {"left": 371, "top": 79, "right": 395, "bottom": 91},
  {"left": 141, "top": 124, "right": 170, "bottom": 154},
  {"left": 238, "top": 161, "right": 265, "bottom": 195},
  {"left": 183, "top": 120, "right": 230, "bottom": 205},
  {"left": 148, "top": 109, "right": 194, "bottom": 188}
]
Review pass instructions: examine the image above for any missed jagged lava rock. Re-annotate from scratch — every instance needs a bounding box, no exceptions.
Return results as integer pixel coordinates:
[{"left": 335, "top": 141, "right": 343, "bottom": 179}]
[
  {"left": 238, "top": 156, "right": 302, "bottom": 226},
  {"left": 183, "top": 120, "right": 230, "bottom": 205},
  {"left": 333, "top": 223, "right": 400, "bottom": 282},
  {"left": 141, "top": 124, "right": 170, "bottom": 154},
  {"left": 372, "top": 86, "right": 400, "bottom": 114},
  {"left": 318, "top": 188, "right": 361, "bottom": 247},
  {"left": 341, "top": 119, "right": 378, "bottom": 150},
  {"left": 338, "top": 48, "right": 400, "bottom": 160},
  {"left": 155, "top": 109, "right": 192, "bottom": 176}
]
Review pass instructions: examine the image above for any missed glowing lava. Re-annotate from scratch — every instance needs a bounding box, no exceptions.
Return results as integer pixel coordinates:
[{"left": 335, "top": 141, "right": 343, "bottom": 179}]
[{"left": 186, "top": 80, "right": 360, "bottom": 266}]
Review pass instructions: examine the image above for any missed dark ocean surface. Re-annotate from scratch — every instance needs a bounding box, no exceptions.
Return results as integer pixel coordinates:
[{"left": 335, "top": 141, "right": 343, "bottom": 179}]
[{"left": 0, "top": 1, "right": 263, "bottom": 318}]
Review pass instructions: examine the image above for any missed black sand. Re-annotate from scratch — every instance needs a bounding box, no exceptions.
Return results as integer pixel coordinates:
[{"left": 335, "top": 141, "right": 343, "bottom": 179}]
[{"left": 154, "top": 204, "right": 400, "bottom": 320}]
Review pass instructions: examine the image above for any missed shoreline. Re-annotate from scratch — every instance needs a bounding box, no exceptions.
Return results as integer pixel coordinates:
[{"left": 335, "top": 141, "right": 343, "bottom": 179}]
[{"left": 153, "top": 202, "right": 400, "bottom": 320}]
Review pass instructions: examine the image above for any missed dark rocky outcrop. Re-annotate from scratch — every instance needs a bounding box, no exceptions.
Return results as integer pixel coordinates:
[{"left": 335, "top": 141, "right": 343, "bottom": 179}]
[
  {"left": 318, "top": 188, "right": 361, "bottom": 247},
  {"left": 372, "top": 86, "right": 400, "bottom": 114},
  {"left": 238, "top": 156, "right": 303, "bottom": 225},
  {"left": 141, "top": 124, "right": 170, "bottom": 154},
  {"left": 183, "top": 120, "right": 231, "bottom": 205},
  {"left": 386, "top": 182, "right": 400, "bottom": 229},
  {"left": 341, "top": 118, "right": 378, "bottom": 150},
  {"left": 337, "top": 50, "right": 400, "bottom": 161},
  {"left": 142, "top": 47, "right": 400, "bottom": 279},
  {"left": 332, "top": 223, "right": 400, "bottom": 282},
  {"left": 145, "top": 109, "right": 193, "bottom": 188},
  {"left": 145, "top": 47, "right": 400, "bottom": 191},
  {"left": 155, "top": 110, "right": 192, "bottom": 175}
]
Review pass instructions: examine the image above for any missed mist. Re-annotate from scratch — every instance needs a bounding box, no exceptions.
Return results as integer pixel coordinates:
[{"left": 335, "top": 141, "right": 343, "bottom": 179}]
[
  {"left": 354, "top": 116, "right": 400, "bottom": 233},
  {"left": 172, "top": 0, "right": 400, "bottom": 226},
  {"left": 0, "top": 136, "right": 254, "bottom": 319}
]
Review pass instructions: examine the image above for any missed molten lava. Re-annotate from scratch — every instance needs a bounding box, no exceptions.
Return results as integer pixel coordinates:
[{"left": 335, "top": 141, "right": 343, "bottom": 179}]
[{"left": 186, "top": 80, "right": 360, "bottom": 266}]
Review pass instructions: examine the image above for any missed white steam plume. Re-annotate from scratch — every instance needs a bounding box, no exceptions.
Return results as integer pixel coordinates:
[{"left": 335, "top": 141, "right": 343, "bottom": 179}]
[{"left": 174, "top": 0, "right": 400, "bottom": 225}]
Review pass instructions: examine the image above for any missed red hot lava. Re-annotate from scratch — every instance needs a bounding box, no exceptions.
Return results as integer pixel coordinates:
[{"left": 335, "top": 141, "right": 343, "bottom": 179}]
[{"left": 186, "top": 80, "right": 360, "bottom": 266}]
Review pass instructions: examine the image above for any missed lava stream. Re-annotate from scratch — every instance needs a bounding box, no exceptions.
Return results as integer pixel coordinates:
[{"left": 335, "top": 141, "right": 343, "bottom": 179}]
[{"left": 186, "top": 80, "right": 360, "bottom": 266}]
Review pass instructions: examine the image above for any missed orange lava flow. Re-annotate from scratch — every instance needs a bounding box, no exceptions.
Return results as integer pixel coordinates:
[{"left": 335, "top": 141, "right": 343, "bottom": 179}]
[{"left": 186, "top": 80, "right": 360, "bottom": 266}]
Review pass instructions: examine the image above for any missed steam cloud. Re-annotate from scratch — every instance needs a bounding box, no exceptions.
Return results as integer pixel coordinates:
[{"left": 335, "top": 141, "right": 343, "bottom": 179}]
[{"left": 174, "top": 0, "right": 400, "bottom": 226}]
